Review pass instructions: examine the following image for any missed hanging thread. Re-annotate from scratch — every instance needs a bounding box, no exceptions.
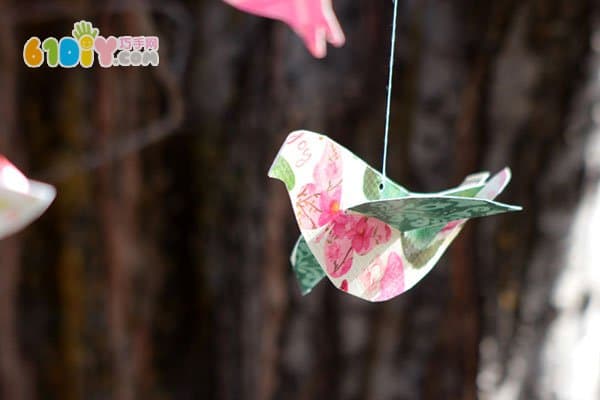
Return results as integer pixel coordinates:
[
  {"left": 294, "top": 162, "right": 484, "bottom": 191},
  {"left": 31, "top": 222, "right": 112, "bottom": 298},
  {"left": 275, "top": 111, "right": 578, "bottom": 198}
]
[{"left": 382, "top": 0, "right": 399, "bottom": 180}]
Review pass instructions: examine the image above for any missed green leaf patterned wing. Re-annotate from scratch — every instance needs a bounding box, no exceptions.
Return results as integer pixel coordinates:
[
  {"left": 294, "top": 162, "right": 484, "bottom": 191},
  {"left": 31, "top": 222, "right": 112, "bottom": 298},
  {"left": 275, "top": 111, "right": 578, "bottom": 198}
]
[
  {"left": 399, "top": 173, "right": 490, "bottom": 263},
  {"left": 437, "top": 184, "right": 485, "bottom": 198},
  {"left": 290, "top": 235, "right": 326, "bottom": 295},
  {"left": 349, "top": 196, "right": 521, "bottom": 232}
]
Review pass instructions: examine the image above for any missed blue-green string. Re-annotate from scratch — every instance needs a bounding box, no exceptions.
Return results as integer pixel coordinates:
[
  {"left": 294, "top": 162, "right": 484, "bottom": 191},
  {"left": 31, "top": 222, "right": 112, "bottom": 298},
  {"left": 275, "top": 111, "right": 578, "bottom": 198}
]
[{"left": 382, "top": 0, "right": 399, "bottom": 180}]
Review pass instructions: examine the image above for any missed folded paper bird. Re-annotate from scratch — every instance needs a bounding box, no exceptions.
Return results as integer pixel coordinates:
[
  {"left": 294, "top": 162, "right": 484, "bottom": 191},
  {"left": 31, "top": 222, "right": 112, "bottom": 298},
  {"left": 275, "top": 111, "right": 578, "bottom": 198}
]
[
  {"left": 268, "top": 131, "right": 522, "bottom": 302},
  {"left": 0, "top": 155, "right": 56, "bottom": 239},
  {"left": 223, "top": 0, "right": 345, "bottom": 58}
]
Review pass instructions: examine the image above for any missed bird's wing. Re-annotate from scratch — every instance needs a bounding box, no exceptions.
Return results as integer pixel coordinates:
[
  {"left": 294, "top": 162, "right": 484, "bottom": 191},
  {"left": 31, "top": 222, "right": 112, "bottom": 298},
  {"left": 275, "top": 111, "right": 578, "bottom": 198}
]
[
  {"left": 398, "top": 171, "right": 491, "bottom": 253},
  {"left": 394, "top": 168, "right": 518, "bottom": 292},
  {"left": 350, "top": 167, "right": 518, "bottom": 234},
  {"left": 398, "top": 171, "right": 493, "bottom": 268},
  {"left": 290, "top": 235, "right": 326, "bottom": 295},
  {"left": 349, "top": 194, "right": 520, "bottom": 233}
]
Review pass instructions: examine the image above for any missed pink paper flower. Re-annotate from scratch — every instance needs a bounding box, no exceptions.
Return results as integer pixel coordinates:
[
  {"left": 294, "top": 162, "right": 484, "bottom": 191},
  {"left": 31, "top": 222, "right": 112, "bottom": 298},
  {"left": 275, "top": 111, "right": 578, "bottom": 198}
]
[
  {"left": 296, "top": 142, "right": 342, "bottom": 229},
  {"left": 324, "top": 236, "right": 353, "bottom": 277},
  {"left": 331, "top": 213, "right": 354, "bottom": 238},
  {"left": 349, "top": 217, "right": 375, "bottom": 254},
  {"left": 313, "top": 144, "right": 342, "bottom": 185},
  {"left": 317, "top": 187, "right": 342, "bottom": 226},
  {"left": 355, "top": 252, "right": 405, "bottom": 301},
  {"left": 371, "top": 219, "right": 392, "bottom": 244},
  {"left": 357, "top": 256, "right": 384, "bottom": 299},
  {"left": 296, "top": 141, "right": 394, "bottom": 279},
  {"left": 376, "top": 252, "right": 405, "bottom": 301}
]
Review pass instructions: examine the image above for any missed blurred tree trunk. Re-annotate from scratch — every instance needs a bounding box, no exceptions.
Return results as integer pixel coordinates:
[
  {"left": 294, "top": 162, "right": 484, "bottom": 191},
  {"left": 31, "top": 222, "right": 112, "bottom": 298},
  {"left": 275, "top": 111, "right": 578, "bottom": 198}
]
[
  {"left": 0, "top": 0, "right": 598, "bottom": 399},
  {"left": 0, "top": 1, "right": 34, "bottom": 399}
]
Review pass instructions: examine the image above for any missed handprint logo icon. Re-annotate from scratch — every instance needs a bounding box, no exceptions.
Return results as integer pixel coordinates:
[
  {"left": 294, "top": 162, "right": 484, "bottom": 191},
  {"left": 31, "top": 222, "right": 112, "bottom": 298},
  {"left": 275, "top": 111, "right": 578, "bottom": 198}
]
[{"left": 72, "top": 21, "right": 99, "bottom": 68}]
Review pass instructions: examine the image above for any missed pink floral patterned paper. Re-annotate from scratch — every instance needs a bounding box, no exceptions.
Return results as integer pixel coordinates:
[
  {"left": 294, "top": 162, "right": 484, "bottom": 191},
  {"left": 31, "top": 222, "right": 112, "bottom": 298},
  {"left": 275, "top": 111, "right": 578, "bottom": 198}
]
[
  {"left": 223, "top": 0, "right": 345, "bottom": 58},
  {"left": 269, "top": 130, "right": 521, "bottom": 302},
  {"left": 0, "top": 155, "right": 56, "bottom": 239}
]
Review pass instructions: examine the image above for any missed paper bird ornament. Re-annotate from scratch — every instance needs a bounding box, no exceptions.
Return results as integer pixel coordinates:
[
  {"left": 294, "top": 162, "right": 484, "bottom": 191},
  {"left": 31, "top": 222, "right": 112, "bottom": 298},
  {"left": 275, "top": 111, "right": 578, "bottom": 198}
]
[
  {"left": 268, "top": 130, "right": 522, "bottom": 302},
  {"left": 0, "top": 155, "right": 56, "bottom": 240},
  {"left": 223, "top": 0, "right": 345, "bottom": 58}
]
